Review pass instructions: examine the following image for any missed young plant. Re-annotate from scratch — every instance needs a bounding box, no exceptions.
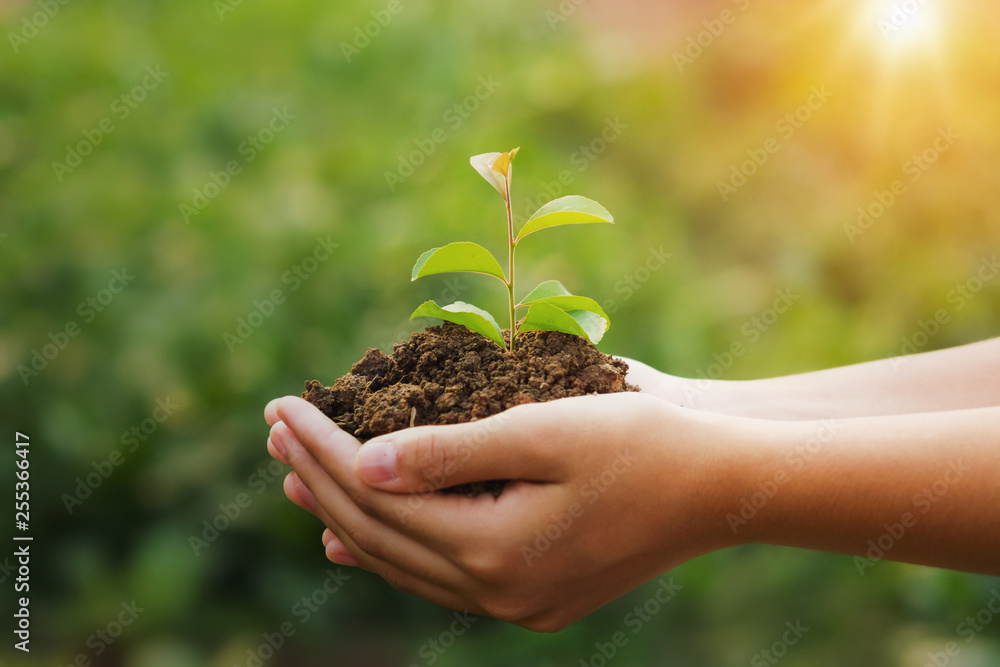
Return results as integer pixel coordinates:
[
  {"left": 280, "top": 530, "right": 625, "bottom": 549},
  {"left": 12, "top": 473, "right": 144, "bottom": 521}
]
[{"left": 410, "top": 147, "right": 615, "bottom": 353}]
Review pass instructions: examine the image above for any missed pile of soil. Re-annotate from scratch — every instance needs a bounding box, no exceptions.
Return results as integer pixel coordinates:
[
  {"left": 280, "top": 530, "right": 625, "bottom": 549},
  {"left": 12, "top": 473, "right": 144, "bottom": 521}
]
[{"left": 302, "top": 323, "right": 638, "bottom": 495}]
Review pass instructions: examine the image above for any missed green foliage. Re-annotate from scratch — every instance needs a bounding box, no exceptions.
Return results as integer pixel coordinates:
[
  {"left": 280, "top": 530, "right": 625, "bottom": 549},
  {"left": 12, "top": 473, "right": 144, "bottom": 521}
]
[
  {"left": 411, "top": 242, "right": 507, "bottom": 282},
  {"left": 518, "top": 301, "right": 602, "bottom": 342},
  {"left": 518, "top": 280, "right": 609, "bottom": 343},
  {"left": 516, "top": 195, "right": 614, "bottom": 242},
  {"left": 410, "top": 300, "right": 505, "bottom": 348},
  {"left": 411, "top": 149, "right": 614, "bottom": 351}
]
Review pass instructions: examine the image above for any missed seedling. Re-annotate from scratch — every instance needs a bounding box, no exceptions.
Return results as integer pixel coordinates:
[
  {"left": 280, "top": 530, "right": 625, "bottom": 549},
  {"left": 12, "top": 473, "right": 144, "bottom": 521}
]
[{"left": 411, "top": 147, "right": 615, "bottom": 353}]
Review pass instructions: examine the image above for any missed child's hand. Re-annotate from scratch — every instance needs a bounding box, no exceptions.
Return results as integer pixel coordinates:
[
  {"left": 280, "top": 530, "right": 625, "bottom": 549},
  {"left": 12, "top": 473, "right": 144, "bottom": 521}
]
[{"left": 265, "top": 393, "right": 747, "bottom": 632}]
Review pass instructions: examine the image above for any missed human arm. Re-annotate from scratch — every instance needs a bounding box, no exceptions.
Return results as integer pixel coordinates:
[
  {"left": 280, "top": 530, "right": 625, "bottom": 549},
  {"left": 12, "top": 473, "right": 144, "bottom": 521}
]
[
  {"left": 622, "top": 337, "right": 1000, "bottom": 420},
  {"left": 265, "top": 393, "right": 1000, "bottom": 631},
  {"left": 732, "top": 406, "right": 1000, "bottom": 576}
]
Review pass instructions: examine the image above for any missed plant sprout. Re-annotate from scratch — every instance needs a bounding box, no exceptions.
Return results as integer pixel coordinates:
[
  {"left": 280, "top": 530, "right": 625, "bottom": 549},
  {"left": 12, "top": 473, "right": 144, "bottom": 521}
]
[{"left": 410, "top": 147, "right": 615, "bottom": 353}]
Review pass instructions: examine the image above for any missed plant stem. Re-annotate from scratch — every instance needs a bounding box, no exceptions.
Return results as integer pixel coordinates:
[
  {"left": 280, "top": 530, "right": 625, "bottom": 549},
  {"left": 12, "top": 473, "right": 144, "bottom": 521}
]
[{"left": 504, "top": 179, "right": 516, "bottom": 354}]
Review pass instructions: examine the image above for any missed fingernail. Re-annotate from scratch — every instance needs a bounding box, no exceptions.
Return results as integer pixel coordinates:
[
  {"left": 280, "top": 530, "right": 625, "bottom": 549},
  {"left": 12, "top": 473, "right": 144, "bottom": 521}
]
[
  {"left": 270, "top": 426, "right": 288, "bottom": 459},
  {"left": 292, "top": 475, "right": 317, "bottom": 511},
  {"left": 326, "top": 546, "right": 358, "bottom": 567},
  {"left": 356, "top": 439, "right": 398, "bottom": 483}
]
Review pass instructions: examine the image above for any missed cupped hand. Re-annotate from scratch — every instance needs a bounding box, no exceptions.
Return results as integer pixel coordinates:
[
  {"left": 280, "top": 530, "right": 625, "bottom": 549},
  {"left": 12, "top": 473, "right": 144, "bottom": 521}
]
[{"left": 265, "top": 392, "right": 750, "bottom": 632}]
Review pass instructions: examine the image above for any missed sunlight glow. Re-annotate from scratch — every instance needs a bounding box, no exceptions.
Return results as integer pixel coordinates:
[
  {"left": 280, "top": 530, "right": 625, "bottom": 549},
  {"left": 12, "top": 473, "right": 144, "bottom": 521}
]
[
  {"left": 813, "top": 0, "right": 955, "bottom": 152},
  {"left": 864, "top": 0, "right": 943, "bottom": 56}
]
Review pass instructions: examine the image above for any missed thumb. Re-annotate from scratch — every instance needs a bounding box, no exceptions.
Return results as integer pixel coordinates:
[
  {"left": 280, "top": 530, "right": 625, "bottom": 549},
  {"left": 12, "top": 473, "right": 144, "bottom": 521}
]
[{"left": 353, "top": 407, "right": 568, "bottom": 492}]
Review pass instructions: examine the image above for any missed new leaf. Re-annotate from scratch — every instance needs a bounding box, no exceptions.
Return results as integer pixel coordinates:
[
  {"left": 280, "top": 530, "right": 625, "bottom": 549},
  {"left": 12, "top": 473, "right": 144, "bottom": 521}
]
[{"left": 470, "top": 148, "right": 519, "bottom": 200}]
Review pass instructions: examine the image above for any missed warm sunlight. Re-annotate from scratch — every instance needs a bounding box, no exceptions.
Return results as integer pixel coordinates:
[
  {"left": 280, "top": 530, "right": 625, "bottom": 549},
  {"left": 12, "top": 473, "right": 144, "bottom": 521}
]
[
  {"left": 821, "top": 0, "right": 955, "bottom": 144},
  {"left": 865, "top": 0, "right": 944, "bottom": 57}
]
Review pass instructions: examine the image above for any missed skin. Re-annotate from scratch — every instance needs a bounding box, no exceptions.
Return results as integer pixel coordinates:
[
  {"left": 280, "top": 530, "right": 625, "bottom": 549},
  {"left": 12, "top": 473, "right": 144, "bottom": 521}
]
[
  {"left": 264, "top": 338, "right": 1000, "bottom": 632},
  {"left": 622, "top": 337, "right": 1000, "bottom": 419}
]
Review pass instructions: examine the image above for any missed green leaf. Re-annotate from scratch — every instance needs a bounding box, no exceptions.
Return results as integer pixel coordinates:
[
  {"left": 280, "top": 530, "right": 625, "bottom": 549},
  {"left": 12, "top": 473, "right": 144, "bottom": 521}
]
[
  {"left": 565, "top": 309, "right": 607, "bottom": 343},
  {"left": 516, "top": 195, "right": 614, "bottom": 242},
  {"left": 410, "top": 300, "right": 505, "bottom": 348},
  {"left": 518, "top": 280, "right": 610, "bottom": 334},
  {"left": 517, "top": 301, "right": 606, "bottom": 344},
  {"left": 411, "top": 242, "right": 506, "bottom": 282},
  {"left": 519, "top": 279, "right": 573, "bottom": 302}
]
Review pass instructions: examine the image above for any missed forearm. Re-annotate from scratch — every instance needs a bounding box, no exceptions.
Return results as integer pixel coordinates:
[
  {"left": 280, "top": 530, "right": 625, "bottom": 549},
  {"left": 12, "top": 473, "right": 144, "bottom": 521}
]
[
  {"left": 727, "top": 407, "right": 1000, "bottom": 576},
  {"left": 660, "top": 338, "right": 1000, "bottom": 420}
]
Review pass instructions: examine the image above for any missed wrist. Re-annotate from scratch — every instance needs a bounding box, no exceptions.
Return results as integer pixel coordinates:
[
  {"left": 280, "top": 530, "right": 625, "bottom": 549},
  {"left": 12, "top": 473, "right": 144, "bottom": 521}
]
[
  {"left": 685, "top": 410, "right": 806, "bottom": 551},
  {"left": 641, "top": 403, "right": 792, "bottom": 558}
]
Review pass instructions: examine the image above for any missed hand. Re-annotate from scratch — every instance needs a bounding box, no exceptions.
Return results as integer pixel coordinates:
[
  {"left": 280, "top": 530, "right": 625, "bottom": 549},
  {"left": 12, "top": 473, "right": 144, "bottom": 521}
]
[
  {"left": 619, "top": 356, "right": 724, "bottom": 412},
  {"left": 265, "top": 393, "right": 748, "bottom": 632}
]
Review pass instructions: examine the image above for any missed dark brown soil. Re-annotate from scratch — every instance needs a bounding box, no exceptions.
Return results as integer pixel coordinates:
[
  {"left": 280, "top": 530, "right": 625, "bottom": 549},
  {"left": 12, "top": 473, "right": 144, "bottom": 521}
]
[{"left": 302, "top": 323, "right": 638, "bottom": 495}]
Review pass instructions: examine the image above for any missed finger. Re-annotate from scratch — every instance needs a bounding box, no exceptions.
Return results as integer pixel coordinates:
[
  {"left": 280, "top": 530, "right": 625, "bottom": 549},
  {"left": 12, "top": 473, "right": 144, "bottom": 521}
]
[
  {"left": 273, "top": 410, "right": 469, "bottom": 589},
  {"left": 275, "top": 395, "right": 516, "bottom": 546},
  {"left": 312, "top": 503, "right": 480, "bottom": 613},
  {"left": 266, "top": 396, "right": 296, "bottom": 465},
  {"left": 284, "top": 472, "right": 318, "bottom": 515},
  {"left": 300, "top": 477, "right": 485, "bottom": 615},
  {"left": 354, "top": 402, "right": 572, "bottom": 492},
  {"left": 274, "top": 396, "right": 359, "bottom": 453},
  {"left": 285, "top": 478, "right": 358, "bottom": 566},
  {"left": 267, "top": 429, "right": 291, "bottom": 466},
  {"left": 324, "top": 535, "right": 358, "bottom": 566},
  {"left": 265, "top": 397, "right": 286, "bottom": 426},
  {"left": 320, "top": 527, "right": 358, "bottom": 566},
  {"left": 326, "top": 545, "right": 358, "bottom": 566}
]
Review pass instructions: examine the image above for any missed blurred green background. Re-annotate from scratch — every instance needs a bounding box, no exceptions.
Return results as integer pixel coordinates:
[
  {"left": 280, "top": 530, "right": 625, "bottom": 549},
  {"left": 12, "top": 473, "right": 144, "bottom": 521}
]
[{"left": 2, "top": 0, "right": 998, "bottom": 664}]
